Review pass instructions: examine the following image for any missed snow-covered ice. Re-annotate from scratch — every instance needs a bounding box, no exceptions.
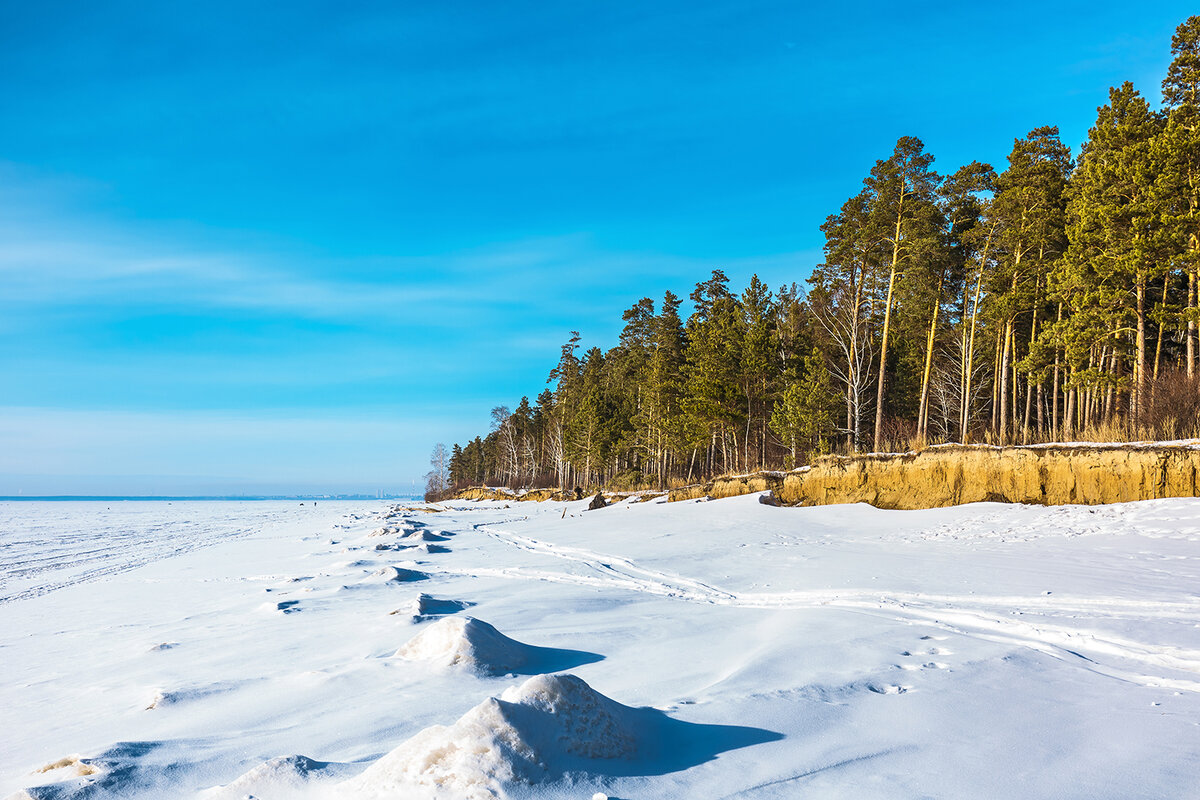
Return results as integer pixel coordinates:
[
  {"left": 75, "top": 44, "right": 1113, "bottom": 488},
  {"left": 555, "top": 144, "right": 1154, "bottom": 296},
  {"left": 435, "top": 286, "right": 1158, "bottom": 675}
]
[{"left": 2, "top": 495, "right": 1200, "bottom": 798}]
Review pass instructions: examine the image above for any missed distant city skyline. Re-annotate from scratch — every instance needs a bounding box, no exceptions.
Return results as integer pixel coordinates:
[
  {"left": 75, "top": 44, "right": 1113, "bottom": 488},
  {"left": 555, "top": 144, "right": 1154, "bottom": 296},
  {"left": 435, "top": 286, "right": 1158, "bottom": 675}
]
[{"left": 1, "top": 1, "right": 1194, "bottom": 493}]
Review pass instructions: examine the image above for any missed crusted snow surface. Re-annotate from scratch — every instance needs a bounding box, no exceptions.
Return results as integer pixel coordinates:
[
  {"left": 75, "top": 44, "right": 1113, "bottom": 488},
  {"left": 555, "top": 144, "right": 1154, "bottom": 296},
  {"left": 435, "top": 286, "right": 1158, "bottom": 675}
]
[
  {"left": 395, "top": 616, "right": 535, "bottom": 675},
  {"left": 340, "top": 674, "right": 636, "bottom": 800}
]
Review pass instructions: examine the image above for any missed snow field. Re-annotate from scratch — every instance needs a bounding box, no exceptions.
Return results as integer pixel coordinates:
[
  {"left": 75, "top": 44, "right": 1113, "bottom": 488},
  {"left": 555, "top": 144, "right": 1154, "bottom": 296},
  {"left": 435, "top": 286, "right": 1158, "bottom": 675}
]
[{"left": 2, "top": 494, "right": 1199, "bottom": 798}]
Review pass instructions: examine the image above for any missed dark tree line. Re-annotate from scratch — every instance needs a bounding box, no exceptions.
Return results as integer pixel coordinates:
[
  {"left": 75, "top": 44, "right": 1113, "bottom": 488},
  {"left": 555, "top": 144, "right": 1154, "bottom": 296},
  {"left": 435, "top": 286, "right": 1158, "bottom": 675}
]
[{"left": 435, "top": 18, "right": 1200, "bottom": 495}]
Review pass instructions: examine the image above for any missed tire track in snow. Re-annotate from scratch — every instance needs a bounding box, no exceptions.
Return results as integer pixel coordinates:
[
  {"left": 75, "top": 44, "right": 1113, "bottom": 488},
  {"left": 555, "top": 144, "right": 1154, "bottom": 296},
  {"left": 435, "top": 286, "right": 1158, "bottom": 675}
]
[
  {"left": 447, "top": 524, "right": 1200, "bottom": 692},
  {"left": 476, "top": 525, "right": 739, "bottom": 602}
]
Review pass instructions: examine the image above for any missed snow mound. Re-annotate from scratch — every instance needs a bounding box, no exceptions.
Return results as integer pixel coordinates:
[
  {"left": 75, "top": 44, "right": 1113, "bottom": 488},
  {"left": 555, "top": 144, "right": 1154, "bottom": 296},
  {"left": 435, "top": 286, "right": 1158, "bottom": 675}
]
[
  {"left": 341, "top": 674, "right": 638, "bottom": 799},
  {"left": 399, "top": 530, "right": 451, "bottom": 543},
  {"left": 375, "top": 541, "right": 449, "bottom": 554},
  {"left": 404, "top": 542, "right": 451, "bottom": 555},
  {"left": 394, "top": 593, "right": 474, "bottom": 621},
  {"left": 363, "top": 566, "right": 428, "bottom": 584},
  {"left": 203, "top": 754, "right": 357, "bottom": 798},
  {"left": 395, "top": 617, "right": 536, "bottom": 675}
]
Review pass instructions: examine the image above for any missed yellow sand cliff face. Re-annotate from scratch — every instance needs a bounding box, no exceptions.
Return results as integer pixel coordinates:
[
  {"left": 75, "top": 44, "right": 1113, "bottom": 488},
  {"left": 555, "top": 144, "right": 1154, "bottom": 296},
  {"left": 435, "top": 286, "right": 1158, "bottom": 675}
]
[
  {"left": 671, "top": 443, "right": 1200, "bottom": 508},
  {"left": 668, "top": 474, "right": 782, "bottom": 502},
  {"left": 453, "top": 444, "right": 1200, "bottom": 509}
]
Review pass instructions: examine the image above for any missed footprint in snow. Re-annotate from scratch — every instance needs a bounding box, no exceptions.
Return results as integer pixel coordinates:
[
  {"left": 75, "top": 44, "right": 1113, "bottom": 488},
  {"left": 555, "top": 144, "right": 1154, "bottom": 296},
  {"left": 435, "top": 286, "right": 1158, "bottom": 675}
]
[{"left": 868, "top": 683, "right": 909, "bottom": 695}]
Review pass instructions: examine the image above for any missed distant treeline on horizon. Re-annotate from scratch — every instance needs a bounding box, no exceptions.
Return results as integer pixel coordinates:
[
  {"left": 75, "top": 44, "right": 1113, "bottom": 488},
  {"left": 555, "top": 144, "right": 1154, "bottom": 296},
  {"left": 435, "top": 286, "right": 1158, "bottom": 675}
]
[
  {"left": 428, "top": 17, "right": 1200, "bottom": 497},
  {"left": 0, "top": 495, "right": 421, "bottom": 502}
]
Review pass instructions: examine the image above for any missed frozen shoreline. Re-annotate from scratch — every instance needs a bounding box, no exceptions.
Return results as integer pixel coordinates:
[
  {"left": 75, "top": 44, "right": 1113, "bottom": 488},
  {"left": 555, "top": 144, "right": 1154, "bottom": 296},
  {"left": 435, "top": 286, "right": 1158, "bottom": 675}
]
[{"left": 3, "top": 496, "right": 1199, "bottom": 798}]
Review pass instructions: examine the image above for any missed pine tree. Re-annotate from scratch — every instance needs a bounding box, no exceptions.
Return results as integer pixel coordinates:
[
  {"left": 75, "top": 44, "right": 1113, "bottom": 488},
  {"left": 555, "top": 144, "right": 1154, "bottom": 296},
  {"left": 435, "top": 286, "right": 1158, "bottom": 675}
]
[
  {"left": 682, "top": 271, "right": 745, "bottom": 475},
  {"left": 770, "top": 349, "right": 838, "bottom": 466},
  {"left": 911, "top": 161, "right": 993, "bottom": 440},
  {"left": 547, "top": 332, "right": 582, "bottom": 486},
  {"left": 448, "top": 443, "right": 465, "bottom": 487},
  {"left": 1160, "top": 16, "right": 1200, "bottom": 378},
  {"left": 565, "top": 347, "right": 614, "bottom": 486},
  {"left": 938, "top": 162, "right": 998, "bottom": 441},
  {"left": 864, "top": 137, "right": 943, "bottom": 449},
  {"left": 1060, "top": 84, "right": 1162, "bottom": 427},
  {"left": 611, "top": 298, "right": 656, "bottom": 479},
  {"left": 990, "top": 127, "right": 1072, "bottom": 442},
  {"left": 636, "top": 291, "right": 686, "bottom": 486},
  {"left": 739, "top": 275, "right": 777, "bottom": 470}
]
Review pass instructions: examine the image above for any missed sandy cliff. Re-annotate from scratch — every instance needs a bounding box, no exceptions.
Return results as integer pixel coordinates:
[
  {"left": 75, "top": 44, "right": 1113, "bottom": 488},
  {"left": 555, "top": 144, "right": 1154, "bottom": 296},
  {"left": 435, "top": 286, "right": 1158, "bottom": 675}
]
[
  {"left": 453, "top": 443, "right": 1200, "bottom": 509},
  {"left": 668, "top": 442, "right": 1200, "bottom": 509}
]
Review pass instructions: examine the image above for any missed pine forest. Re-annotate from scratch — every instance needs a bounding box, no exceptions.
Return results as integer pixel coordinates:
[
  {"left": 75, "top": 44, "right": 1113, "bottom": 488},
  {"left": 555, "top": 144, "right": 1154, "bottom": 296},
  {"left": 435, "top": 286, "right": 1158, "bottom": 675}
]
[{"left": 432, "top": 17, "right": 1200, "bottom": 496}]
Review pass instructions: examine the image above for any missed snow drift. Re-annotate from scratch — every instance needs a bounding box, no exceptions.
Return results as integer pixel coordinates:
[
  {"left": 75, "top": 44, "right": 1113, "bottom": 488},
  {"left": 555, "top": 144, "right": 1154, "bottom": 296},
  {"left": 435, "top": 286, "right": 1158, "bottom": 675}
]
[
  {"left": 394, "top": 617, "right": 538, "bottom": 675},
  {"left": 362, "top": 566, "right": 427, "bottom": 584},
  {"left": 393, "top": 617, "right": 601, "bottom": 675},
  {"left": 395, "top": 593, "right": 473, "bottom": 621},
  {"left": 339, "top": 673, "right": 638, "bottom": 799},
  {"left": 202, "top": 754, "right": 358, "bottom": 798}
]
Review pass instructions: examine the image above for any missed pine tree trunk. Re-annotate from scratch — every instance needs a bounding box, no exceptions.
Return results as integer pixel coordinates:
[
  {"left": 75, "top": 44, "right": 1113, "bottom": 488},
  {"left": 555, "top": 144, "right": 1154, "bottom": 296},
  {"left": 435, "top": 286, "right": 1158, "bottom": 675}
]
[
  {"left": 960, "top": 231, "right": 994, "bottom": 443},
  {"left": 1036, "top": 382, "right": 1045, "bottom": 438},
  {"left": 1136, "top": 272, "right": 1147, "bottom": 426},
  {"left": 1022, "top": 304, "right": 1039, "bottom": 441},
  {"left": 1053, "top": 303, "right": 1063, "bottom": 441},
  {"left": 962, "top": 284, "right": 982, "bottom": 442},
  {"left": 1011, "top": 326, "right": 1019, "bottom": 440},
  {"left": 991, "top": 331, "right": 1003, "bottom": 436},
  {"left": 744, "top": 393, "right": 752, "bottom": 472},
  {"left": 917, "top": 273, "right": 945, "bottom": 441},
  {"left": 1065, "top": 384, "right": 1076, "bottom": 440},
  {"left": 1154, "top": 270, "right": 1169, "bottom": 381},
  {"left": 999, "top": 320, "right": 1013, "bottom": 444},
  {"left": 1103, "top": 348, "right": 1115, "bottom": 423},
  {"left": 1189, "top": 263, "right": 1197, "bottom": 379},
  {"left": 873, "top": 260, "right": 900, "bottom": 451}
]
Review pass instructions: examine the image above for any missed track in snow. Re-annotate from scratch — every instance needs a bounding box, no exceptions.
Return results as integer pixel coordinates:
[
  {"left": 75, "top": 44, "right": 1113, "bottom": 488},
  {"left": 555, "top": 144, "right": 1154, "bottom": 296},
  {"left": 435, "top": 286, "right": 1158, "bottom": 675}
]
[{"left": 427, "top": 523, "right": 1200, "bottom": 693}]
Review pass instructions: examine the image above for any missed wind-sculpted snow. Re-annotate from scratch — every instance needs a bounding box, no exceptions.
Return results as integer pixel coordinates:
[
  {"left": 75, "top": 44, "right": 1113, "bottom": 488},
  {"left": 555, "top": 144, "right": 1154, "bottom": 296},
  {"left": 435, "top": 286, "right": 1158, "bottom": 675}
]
[
  {"left": 4, "top": 497, "right": 1200, "bottom": 799},
  {"left": 397, "top": 593, "right": 474, "bottom": 621},
  {"left": 203, "top": 754, "right": 360, "bottom": 799},
  {"left": 361, "top": 565, "right": 428, "bottom": 584},
  {"left": 395, "top": 616, "right": 602, "bottom": 676},
  {"left": 340, "top": 673, "right": 778, "bottom": 800}
]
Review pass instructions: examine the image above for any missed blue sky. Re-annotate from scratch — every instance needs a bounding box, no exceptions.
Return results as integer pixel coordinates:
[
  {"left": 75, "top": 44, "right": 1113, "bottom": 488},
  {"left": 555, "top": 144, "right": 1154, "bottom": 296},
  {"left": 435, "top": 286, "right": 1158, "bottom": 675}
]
[{"left": 0, "top": 1, "right": 1193, "bottom": 494}]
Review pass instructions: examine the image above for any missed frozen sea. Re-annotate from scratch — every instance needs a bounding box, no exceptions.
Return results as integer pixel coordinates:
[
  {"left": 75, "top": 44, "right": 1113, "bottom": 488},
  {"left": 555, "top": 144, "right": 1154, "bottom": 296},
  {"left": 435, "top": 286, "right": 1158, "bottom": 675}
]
[
  {"left": 0, "top": 501, "right": 315, "bottom": 605},
  {"left": 2, "top": 495, "right": 1200, "bottom": 799}
]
